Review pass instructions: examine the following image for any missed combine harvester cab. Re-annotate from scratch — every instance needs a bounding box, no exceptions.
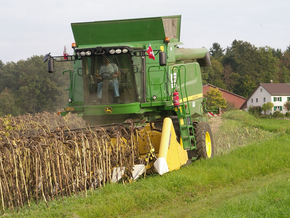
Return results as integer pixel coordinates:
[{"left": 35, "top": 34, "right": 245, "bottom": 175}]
[{"left": 44, "top": 15, "right": 213, "bottom": 177}]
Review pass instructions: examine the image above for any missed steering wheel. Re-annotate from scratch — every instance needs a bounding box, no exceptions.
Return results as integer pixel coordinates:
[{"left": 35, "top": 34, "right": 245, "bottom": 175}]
[{"left": 101, "top": 72, "right": 113, "bottom": 80}]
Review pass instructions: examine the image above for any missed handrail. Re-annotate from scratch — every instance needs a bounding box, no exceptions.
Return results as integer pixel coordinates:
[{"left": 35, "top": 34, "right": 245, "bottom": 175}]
[
  {"left": 170, "top": 64, "right": 196, "bottom": 150},
  {"left": 178, "top": 65, "right": 191, "bottom": 115},
  {"left": 203, "top": 98, "right": 220, "bottom": 114},
  {"left": 171, "top": 65, "right": 191, "bottom": 116}
]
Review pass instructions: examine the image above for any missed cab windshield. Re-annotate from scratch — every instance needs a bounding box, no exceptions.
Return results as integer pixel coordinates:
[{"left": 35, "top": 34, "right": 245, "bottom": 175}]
[{"left": 82, "top": 53, "right": 142, "bottom": 105}]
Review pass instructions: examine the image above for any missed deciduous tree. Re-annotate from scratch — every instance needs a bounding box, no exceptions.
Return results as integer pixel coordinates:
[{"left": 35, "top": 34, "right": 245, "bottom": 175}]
[
  {"left": 261, "top": 102, "right": 274, "bottom": 115},
  {"left": 283, "top": 101, "right": 290, "bottom": 111},
  {"left": 204, "top": 87, "right": 227, "bottom": 111},
  {"left": 209, "top": 42, "right": 225, "bottom": 61},
  {"left": 0, "top": 88, "right": 21, "bottom": 116}
]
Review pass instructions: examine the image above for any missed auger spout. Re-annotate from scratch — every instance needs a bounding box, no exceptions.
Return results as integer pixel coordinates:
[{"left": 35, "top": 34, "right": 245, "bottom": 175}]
[{"left": 175, "top": 48, "right": 211, "bottom": 67}]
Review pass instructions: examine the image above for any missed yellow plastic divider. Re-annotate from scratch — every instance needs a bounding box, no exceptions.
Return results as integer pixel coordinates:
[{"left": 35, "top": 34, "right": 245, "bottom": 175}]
[{"left": 154, "top": 117, "right": 188, "bottom": 175}]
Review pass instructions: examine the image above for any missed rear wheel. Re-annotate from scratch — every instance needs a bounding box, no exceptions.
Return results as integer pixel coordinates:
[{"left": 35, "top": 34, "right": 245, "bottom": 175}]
[{"left": 194, "top": 121, "right": 214, "bottom": 159}]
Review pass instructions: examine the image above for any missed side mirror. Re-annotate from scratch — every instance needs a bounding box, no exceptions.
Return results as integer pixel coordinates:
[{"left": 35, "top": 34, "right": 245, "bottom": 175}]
[
  {"left": 47, "top": 58, "right": 54, "bottom": 73},
  {"left": 43, "top": 53, "right": 50, "bottom": 63},
  {"left": 44, "top": 53, "right": 54, "bottom": 73},
  {"left": 159, "top": 52, "right": 166, "bottom": 66}
]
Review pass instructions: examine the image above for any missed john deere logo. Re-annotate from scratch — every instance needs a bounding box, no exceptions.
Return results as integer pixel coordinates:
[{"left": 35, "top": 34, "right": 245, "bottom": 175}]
[{"left": 104, "top": 107, "right": 113, "bottom": 114}]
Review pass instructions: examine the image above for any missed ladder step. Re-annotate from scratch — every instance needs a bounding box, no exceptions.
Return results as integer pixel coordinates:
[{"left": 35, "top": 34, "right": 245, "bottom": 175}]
[
  {"left": 182, "top": 135, "right": 195, "bottom": 140},
  {"left": 180, "top": 125, "right": 192, "bottom": 129}
]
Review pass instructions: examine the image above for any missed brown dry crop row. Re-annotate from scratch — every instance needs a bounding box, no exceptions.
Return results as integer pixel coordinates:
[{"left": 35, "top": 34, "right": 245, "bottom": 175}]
[{"left": 0, "top": 113, "right": 145, "bottom": 212}]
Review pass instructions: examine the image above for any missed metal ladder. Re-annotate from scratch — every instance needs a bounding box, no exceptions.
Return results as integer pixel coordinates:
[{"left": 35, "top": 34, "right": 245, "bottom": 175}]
[{"left": 172, "top": 65, "right": 197, "bottom": 152}]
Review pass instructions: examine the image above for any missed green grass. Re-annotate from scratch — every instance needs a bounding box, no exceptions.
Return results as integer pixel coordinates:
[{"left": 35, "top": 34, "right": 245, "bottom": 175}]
[
  {"left": 4, "top": 111, "right": 290, "bottom": 217},
  {"left": 222, "top": 110, "right": 290, "bottom": 133},
  {"left": 213, "top": 110, "right": 289, "bottom": 155}
]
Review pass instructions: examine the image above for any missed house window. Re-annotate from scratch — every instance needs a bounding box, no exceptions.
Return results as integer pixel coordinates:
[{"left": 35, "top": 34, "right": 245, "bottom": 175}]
[
  {"left": 256, "top": 98, "right": 258, "bottom": 103},
  {"left": 263, "top": 97, "right": 266, "bottom": 102},
  {"left": 251, "top": 99, "right": 253, "bottom": 103},
  {"left": 274, "top": 106, "right": 283, "bottom": 111},
  {"left": 274, "top": 97, "right": 282, "bottom": 102},
  {"left": 287, "top": 97, "right": 290, "bottom": 101}
]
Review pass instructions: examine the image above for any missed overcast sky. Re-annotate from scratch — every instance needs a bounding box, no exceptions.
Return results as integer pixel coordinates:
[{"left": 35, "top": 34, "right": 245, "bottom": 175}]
[{"left": 1, "top": 0, "right": 289, "bottom": 63}]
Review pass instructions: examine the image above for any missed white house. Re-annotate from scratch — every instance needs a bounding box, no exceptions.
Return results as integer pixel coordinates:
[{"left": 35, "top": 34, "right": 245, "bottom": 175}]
[{"left": 241, "top": 83, "right": 290, "bottom": 114}]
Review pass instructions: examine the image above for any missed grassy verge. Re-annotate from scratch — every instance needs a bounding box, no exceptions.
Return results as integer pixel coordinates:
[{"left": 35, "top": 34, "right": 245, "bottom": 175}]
[
  {"left": 4, "top": 111, "right": 290, "bottom": 217},
  {"left": 211, "top": 110, "right": 289, "bottom": 155},
  {"left": 222, "top": 110, "right": 290, "bottom": 133}
]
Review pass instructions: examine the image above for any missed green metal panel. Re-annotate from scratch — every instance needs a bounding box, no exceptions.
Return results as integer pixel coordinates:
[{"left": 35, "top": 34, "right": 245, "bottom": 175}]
[
  {"left": 84, "top": 103, "right": 142, "bottom": 116},
  {"left": 183, "top": 63, "right": 203, "bottom": 97},
  {"left": 71, "top": 15, "right": 181, "bottom": 47},
  {"left": 146, "top": 66, "right": 167, "bottom": 102}
]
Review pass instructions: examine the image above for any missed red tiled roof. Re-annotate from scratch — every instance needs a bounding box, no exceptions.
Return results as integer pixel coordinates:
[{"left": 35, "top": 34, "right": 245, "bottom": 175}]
[{"left": 203, "top": 84, "right": 246, "bottom": 109}]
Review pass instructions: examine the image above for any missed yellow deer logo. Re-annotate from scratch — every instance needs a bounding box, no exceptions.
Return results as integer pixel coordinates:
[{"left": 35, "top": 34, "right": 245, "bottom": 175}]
[{"left": 104, "top": 107, "right": 113, "bottom": 114}]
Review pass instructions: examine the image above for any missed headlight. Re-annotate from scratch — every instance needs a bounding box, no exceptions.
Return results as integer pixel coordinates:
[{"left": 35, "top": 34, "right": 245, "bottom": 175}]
[
  {"left": 115, "top": 49, "right": 121, "bottom": 54},
  {"left": 122, "top": 48, "right": 128, "bottom": 53},
  {"left": 85, "top": 51, "right": 91, "bottom": 56},
  {"left": 68, "top": 98, "right": 72, "bottom": 103},
  {"left": 152, "top": 95, "right": 157, "bottom": 100},
  {"left": 80, "top": 51, "right": 86, "bottom": 56},
  {"left": 109, "top": 49, "right": 116, "bottom": 54}
]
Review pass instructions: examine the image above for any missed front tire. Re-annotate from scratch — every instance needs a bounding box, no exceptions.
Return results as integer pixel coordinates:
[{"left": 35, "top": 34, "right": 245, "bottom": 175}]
[{"left": 194, "top": 121, "right": 214, "bottom": 159}]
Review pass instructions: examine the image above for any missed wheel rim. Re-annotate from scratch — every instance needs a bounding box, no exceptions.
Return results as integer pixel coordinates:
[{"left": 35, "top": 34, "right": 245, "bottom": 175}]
[{"left": 205, "top": 131, "right": 212, "bottom": 158}]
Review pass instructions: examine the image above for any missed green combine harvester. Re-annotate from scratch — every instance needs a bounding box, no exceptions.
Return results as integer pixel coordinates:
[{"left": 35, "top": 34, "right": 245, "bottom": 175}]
[{"left": 44, "top": 15, "right": 214, "bottom": 175}]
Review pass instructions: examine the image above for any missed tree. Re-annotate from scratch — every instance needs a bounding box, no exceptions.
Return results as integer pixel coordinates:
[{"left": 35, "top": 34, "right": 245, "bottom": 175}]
[
  {"left": 281, "top": 51, "right": 290, "bottom": 70},
  {"left": 283, "top": 101, "right": 290, "bottom": 111},
  {"left": 0, "top": 60, "right": 3, "bottom": 70},
  {"left": 222, "top": 40, "right": 261, "bottom": 97},
  {"left": 261, "top": 102, "right": 274, "bottom": 115},
  {"left": 286, "top": 45, "right": 290, "bottom": 53},
  {"left": 204, "top": 87, "right": 227, "bottom": 111},
  {"left": 235, "top": 75, "right": 257, "bottom": 98},
  {"left": 16, "top": 56, "right": 71, "bottom": 114},
  {"left": 278, "top": 66, "right": 290, "bottom": 83},
  {"left": 273, "top": 48, "right": 290, "bottom": 83},
  {"left": 272, "top": 48, "right": 283, "bottom": 59},
  {"left": 209, "top": 43, "right": 225, "bottom": 60},
  {"left": 223, "top": 64, "right": 240, "bottom": 92},
  {"left": 258, "top": 47, "right": 279, "bottom": 83},
  {"left": 0, "top": 88, "right": 21, "bottom": 116},
  {"left": 221, "top": 40, "right": 282, "bottom": 98},
  {"left": 201, "top": 58, "right": 227, "bottom": 89},
  {"left": 0, "top": 55, "right": 71, "bottom": 115},
  {"left": 0, "top": 61, "right": 20, "bottom": 93}
]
